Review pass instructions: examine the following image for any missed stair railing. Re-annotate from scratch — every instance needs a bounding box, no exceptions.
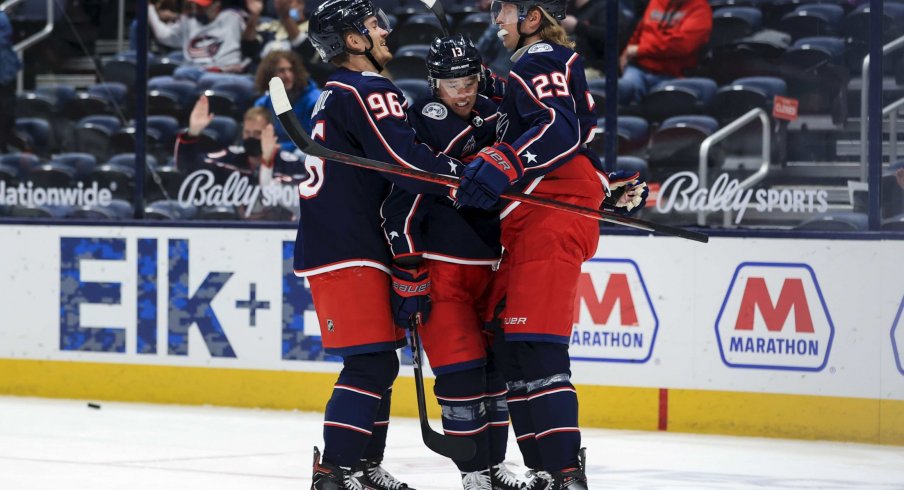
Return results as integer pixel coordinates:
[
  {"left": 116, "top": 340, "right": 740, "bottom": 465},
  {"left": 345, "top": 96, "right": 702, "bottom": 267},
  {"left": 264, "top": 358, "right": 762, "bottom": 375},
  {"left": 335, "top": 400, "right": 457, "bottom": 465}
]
[
  {"left": 0, "top": 0, "right": 55, "bottom": 92},
  {"left": 860, "top": 33, "right": 904, "bottom": 181}
]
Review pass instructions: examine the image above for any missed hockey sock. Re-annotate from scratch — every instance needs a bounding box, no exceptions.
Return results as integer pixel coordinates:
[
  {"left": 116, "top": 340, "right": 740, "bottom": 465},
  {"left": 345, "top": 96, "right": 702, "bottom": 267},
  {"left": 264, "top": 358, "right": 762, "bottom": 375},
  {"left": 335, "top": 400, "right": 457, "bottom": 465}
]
[
  {"left": 484, "top": 351, "right": 510, "bottom": 466},
  {"left": 491, "top": 330, "right": 542, "bottom": 470},
  {"left": 323, "top": 351, "right": 399, "bottom": 468},
  {"left": 434, "top": 367, "right": 491, "bottom": 472},
  {"left": 362, "top": 386, "right": 392, "bottom": 462},
  {"left": 511, "top": 341, "right": 580, "bottom": 472}
]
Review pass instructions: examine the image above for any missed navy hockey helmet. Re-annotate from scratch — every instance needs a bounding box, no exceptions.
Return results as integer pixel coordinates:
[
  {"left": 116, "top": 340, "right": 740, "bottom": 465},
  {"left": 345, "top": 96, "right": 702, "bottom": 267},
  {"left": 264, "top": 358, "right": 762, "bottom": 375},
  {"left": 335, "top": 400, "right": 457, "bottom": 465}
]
[
  {"left": 308, "top": 0, "right": 391, "bottom": 63},
  {"left": 491, "top": 0, "right": 567, "bottom": 24},
  {"left": 426, "top": 34, "right": 485, "bottom": 96}
]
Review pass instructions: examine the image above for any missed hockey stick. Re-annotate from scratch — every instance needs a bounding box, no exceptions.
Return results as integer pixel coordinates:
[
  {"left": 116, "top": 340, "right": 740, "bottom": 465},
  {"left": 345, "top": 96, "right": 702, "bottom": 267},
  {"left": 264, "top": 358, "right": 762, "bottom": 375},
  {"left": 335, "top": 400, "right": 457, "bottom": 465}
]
[
  {"left": 408, "top": 316, "right": 478, "bottom": 460},
  {"left": 420, "top": 0, "right": 452, "bottom": 36},
  {"left": 269, "top": 78, "right": 709, "bottom": 243}
]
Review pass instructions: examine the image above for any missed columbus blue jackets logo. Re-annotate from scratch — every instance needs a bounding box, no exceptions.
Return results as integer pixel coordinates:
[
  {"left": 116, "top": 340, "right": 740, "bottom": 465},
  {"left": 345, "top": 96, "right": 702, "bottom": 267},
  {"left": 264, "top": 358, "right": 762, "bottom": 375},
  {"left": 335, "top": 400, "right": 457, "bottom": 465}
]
[
  {"left": 496, "top": 112, "right": 510, "bottom": 141},
  {"left": 528, "top": 43, "right": 553, "bottom": 54},
  {"left": 715, "top": 262, "right": 834, "bottom": 371},
  {"left": 422, "top": 102, "right": 448, "bottom": 120},
  {"left": 187, "top": 35, "right": 223, "bottom": 59}
]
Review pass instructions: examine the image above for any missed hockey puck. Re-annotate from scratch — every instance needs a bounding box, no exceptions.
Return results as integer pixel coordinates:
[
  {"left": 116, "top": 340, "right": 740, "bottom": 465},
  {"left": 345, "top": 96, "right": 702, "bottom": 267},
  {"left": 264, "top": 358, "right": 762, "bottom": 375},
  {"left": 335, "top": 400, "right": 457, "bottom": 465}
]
[{"left": 87, "top": 403, "right": 101, "bottom": 409}]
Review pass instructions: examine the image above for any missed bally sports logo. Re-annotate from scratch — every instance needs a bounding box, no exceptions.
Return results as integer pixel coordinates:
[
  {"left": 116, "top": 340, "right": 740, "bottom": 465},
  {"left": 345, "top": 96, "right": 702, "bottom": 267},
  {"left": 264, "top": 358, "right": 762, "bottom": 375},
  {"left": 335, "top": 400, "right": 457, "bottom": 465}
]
[
  {"left": 570, "top": 258, "right": 658, "bottom": 363},
  {"left": 715, "top": 262, "right": 834, "bottom": 371}
]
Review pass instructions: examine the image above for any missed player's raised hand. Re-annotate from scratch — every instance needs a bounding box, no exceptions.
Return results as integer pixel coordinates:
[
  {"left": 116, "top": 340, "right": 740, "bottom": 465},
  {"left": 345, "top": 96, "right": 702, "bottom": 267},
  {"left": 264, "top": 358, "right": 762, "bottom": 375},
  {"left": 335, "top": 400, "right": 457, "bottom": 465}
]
[{"left": 187, "top": 95, "right": 215, "bottom": 137}]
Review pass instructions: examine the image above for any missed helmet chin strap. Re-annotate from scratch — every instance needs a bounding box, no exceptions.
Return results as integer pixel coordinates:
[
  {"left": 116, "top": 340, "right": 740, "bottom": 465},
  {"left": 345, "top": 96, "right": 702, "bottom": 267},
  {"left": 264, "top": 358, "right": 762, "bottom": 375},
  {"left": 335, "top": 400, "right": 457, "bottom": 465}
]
[
  {"left": 345, "top": 33, "right": 384, "bottom": 72},
  {"left": 514, "top": 8, "right": 544, "bottom": 50}
]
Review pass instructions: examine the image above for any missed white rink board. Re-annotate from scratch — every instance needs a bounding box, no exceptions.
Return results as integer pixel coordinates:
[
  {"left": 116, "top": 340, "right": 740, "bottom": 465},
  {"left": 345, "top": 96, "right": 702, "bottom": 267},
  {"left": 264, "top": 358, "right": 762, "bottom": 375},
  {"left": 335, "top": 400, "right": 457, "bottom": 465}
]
[{"left": 1, "top": 225, "right": 902, "bottom": 401}]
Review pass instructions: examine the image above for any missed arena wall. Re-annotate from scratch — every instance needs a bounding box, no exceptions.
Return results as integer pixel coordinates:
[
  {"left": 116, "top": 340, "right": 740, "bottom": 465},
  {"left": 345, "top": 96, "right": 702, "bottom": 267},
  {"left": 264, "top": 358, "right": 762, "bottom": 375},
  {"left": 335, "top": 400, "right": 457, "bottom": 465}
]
[{"left": 1, "top": 224, "right": 902, "bottom": 445}]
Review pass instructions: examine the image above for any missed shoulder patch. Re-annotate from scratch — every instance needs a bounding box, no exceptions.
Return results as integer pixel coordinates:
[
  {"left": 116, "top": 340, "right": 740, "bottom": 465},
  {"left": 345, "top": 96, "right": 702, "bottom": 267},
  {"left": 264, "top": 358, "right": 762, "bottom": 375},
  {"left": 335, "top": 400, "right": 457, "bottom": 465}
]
[
  {"left": 422, "top": 102, "right": 448, "bottom": 120},
  {"left": 361, "top": 71, "right": 383, "bottom": 77},
  {"left": 528, "top": 43, "right": 553, "bottom": 54}
]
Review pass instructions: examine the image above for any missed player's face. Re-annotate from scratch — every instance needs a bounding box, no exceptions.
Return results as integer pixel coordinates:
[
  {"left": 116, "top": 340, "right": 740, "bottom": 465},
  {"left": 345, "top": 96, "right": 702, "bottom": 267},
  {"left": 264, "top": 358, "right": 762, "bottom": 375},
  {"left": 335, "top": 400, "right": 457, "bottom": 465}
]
[
  {"left": 363, "top": 13, "right": 393, "bottom": 67},
  {"left": 274, "top": 58, "right": 294, "bottom": 91},
  {"left": 492, "top": 2, "right": 521, "bottom": 50},
  {"left": 437, "top": 75, "right": 479, "bottom": 119}
]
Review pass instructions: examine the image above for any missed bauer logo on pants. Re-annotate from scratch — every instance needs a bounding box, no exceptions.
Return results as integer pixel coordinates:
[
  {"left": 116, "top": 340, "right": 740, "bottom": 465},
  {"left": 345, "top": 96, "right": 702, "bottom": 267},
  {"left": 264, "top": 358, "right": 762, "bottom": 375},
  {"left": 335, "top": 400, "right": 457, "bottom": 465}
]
[
  {"left": 570, "top": 258, "right": 658, "bottom": 363},
  {"left": 715, "top": 262, "right": 834, "bottom": 371}
]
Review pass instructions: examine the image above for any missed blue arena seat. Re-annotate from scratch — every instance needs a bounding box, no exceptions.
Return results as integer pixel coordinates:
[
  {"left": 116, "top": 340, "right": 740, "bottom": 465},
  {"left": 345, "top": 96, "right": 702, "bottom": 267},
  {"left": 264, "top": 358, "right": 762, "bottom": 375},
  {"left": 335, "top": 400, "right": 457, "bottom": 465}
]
[
  {"left": 882, "top": 213, "right": 904, "bottom": 231},
  {"left": 387, "top": 44, "right": 431, "bottom": 81},
  {"left": 144, "top": 165, "right": 187, "bottom": 203},
  {"left": 589, "top": 116, "right": 650, "bottom": 158},
  {"left": 74, "top": 115, "right": 122, "bottom": 161},
  {"left": 145, "top": 199, "right": 197, "bottom": 220},
  {"left": 794, "top": 211, "right": 868, "bottom": 231},
  {"left": 197, "top": 204, "right": 239, "bottom": 220},
  {"left": 102, "top": 53, "right": 140, "bottom": 87},
  {"left": 0, "top": 153, "right": 41, "bottom": 181},
  {"left": 67, "top": 199, "right": 135, "bottom": 220},
  {"left": 51, "top": 153, "right": 98, "bottom": 180},
  {"left": 455, "top": 12, "right": 490, "bottom": 41},
  {"left": 780, "top": 36, "right": 848, "bottom": 121},
  {"left": 710, "top": 76, "right": 787, "bottom": 123},
  {"left": 148, "top": 77, "right": 199, "bottom": 120},
  {"left": 89, "top": 163, "right": 136, "bottom": 201},
  {"left": 203, "top": 81, "right": 256, "bottom": 119},
  {"left": 393, "top": 13, "right": 447, "bottom": 47},
  {"left": 13, "top": 117, "right": 54, "bottom": 156},
  {"left": 61, "top": 82, "right": 129, "bottom": 122},
  {"left": 841, "top": 2, "right": 904, "bottom": 72},
  {"left": 711, "top": 7, "right": 763, "bottom": 47},
  {"left": 27, "top": 161, "right": 76, "bottom": 189},
  {"left": 199, "top": 116, "right": 240, "bottom": 151},
  {"left": 778, "top": 4, "right": 844, "bottom": 40},
  {"left": 8, "top": 204, "right": 72, "bottom": 219},
  {"left": 614, "top": 156, "right": 651, "bottom": 182},
  {"left": 648, "top": 115, "right": 720, "bottom": 173},
  {"left": 642, "top": 77, "right": 718, "bottom": 122}
]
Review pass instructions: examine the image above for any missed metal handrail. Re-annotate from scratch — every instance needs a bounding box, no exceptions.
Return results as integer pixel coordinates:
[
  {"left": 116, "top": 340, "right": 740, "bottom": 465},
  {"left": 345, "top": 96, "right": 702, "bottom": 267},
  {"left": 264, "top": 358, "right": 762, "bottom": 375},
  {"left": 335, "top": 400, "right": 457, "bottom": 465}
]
[
  {"left": 861, "top": 33, "right": 904, "bottom": 181},
  {"left": 884, "top": 96, "right": 904, "bottom": 165},
  {"left": 2, "top": 0, "right": 55, "bottom": 92},
  {"left": 698, "top": 108, "right": 772, "bottom": 226}
]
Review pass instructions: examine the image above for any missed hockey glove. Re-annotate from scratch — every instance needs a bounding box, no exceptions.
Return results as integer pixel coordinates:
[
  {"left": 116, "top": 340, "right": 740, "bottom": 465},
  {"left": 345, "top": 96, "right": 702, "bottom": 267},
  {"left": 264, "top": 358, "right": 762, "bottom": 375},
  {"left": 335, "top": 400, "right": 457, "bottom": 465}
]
[
  {"left": 390, "top": 263, "right": 431, "bottom": 329},
  {"left": 602, "top": 170, "right": 649, "bottom": 215},
  {"left": 455, "top": 143, "right": 524, "bottom": 210}
]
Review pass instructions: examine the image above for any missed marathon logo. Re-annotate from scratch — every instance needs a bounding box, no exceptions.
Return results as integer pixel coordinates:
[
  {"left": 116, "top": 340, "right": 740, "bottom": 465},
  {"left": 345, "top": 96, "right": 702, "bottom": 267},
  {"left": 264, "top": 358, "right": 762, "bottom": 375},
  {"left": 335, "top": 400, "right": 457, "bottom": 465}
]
[
  {"left": 715, "top": 262, "right": 834, "bottom": 371},
  {"left": 892, "top": 295, "right": 904, "bottom": 376},
  {"left": 570, "top": 259, "right": 658, "bottom": 363}
]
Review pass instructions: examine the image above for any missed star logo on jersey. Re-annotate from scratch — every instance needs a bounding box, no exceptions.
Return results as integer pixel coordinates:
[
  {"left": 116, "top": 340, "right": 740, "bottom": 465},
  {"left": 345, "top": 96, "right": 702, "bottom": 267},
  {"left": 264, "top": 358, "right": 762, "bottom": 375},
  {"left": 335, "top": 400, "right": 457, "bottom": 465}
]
[
  {"left": 389, "top": 231, "right": 400, "bottom": 240},
  {"left": 522, "top": 151, "right": 537, "bottom": 164},
  {"left": 447, "top": 159, "right": 458, "bottom": 175}
]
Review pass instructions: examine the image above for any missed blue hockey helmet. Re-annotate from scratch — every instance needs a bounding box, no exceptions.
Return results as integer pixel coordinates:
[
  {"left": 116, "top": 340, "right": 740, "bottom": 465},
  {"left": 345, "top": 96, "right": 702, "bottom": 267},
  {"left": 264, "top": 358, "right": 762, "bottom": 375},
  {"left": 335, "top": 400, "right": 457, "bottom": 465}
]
[
  {"left": 308, "top": 0, "right": 392, "bottom": 63},
  {"left": 426, "top": 34, "right": 485, "bottom": 96}
]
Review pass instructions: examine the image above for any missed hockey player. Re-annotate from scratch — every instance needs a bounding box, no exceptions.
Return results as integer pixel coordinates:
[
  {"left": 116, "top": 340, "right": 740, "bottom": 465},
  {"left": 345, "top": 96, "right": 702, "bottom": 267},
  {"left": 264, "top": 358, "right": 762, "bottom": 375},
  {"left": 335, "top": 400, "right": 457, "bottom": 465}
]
[
  {"left": 300, "top": 0, "right": 471, "bottom": 488},
  {"left": 381, "top": 35, "right": 522, "bottom": 490},
  {"left": 454, "top": 1, "right": 649, "bottom": 489}
]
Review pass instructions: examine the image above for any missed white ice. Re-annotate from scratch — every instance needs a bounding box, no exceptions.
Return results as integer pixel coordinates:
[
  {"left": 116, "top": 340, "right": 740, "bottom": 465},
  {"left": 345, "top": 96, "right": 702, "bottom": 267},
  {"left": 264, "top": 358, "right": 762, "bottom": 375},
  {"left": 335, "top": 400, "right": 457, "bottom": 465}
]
[{"left": 1, "top": 395, "right": 903, "bottom": 490}]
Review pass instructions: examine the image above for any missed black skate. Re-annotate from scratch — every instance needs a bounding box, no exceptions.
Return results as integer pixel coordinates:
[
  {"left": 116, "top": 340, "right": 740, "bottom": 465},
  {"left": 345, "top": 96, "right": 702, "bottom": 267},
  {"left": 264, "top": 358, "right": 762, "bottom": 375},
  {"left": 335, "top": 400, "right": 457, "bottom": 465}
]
[
  {"left": 312, "top": 446, "right": 369, "bottom": 490},
  {"left": 491, "top": 463, "right": 525, "bottom": 490},
  {"left": 358, "top": 458, "right": 415, "bottom": 489},
  {"left": 547, "top": 447, "right": 588, "bottom": 490},
  {"left": 522, "top": 470, "right": 551, "bottom": 490}
]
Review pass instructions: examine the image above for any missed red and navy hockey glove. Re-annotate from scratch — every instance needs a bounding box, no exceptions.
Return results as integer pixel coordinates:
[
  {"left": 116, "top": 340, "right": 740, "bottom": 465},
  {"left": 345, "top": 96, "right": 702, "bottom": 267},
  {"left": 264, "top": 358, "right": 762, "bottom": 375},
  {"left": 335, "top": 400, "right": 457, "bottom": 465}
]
[
  {"left": 455, "top": 143, "right": 524, "bottom": 210},
  {"left": 390, "top": 263, "right": 431, "bottom": 329},
  {"left": 602, "top": 170, "right": 649, "bottom": 215}
]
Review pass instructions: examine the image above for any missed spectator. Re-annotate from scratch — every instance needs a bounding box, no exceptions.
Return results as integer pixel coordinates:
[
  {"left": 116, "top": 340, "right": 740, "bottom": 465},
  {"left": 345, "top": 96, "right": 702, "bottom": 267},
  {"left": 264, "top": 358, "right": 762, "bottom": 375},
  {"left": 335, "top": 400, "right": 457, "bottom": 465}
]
[
  {"left": 176, "top": 95, "right": 300, "bottom": 183},
  {"left": 561, "top": 0, "right": 633, "bottom": 78},
  {"left": 0, "top": 10, "right": 21, "bottom": 153},
  {"left": 245, "top": 0, "right": 310, "bottom": 58},
  {"left": 253, "top": 50, "right": 321, "bottom": 151},
  {"left": 617, "top": 0, "right": 711, "bottom": 105},
  {"left": 148, "top": 0, "right": 251, "bottom": 77}
]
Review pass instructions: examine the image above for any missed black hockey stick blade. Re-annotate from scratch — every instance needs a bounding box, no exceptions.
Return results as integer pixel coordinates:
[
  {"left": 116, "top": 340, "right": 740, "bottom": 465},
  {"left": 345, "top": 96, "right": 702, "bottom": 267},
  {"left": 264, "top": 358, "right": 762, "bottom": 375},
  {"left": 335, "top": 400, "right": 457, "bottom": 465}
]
[
  {"left": 269, "top": 77, "right": 708, "bottom": 243},
  {"left": 409, "top": 318, "right": 477, "bottom": 460},
  {"left": 420, "top": 0, "right": 452, "bottom": 36}
]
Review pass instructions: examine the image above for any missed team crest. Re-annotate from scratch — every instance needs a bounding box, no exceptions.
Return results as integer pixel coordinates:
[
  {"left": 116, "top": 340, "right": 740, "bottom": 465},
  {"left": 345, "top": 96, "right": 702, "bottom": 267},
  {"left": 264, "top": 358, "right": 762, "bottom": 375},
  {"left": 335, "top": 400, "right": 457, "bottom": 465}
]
[
  {"left": 422, "top": 102, "right": 448, "bottom": 120},
  {"left": 528, "top": 43, "right": 553, "bottom": 54}
]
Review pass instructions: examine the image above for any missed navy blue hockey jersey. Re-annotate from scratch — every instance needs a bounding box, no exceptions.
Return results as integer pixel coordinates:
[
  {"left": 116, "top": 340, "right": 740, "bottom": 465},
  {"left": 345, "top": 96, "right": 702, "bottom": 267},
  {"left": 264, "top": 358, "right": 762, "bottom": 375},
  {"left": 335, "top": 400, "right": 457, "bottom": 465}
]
[
  {"left": 293, "top": 68, "right": 464, "bottom": 276},
  {"left": 496, "top": 42, "right": 600, "bottom": 183},
  {"left": 381, "top": 95, "right": 502, "bottom": 264}
]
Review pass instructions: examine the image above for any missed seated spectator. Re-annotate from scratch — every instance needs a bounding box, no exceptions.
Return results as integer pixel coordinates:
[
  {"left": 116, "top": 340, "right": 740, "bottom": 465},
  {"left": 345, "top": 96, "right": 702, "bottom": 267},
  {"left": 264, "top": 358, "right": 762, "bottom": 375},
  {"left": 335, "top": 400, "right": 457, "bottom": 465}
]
[
  {"left": 253, "top": 50, "right": 321, "bottom": 151},
  {"left": 562, "top": 0, "right": 633, "bottom": 79},
  {"left": 148, "top": 0, "right": 251, "bottom": 77},
  {"left": 246, "top": 0, "right": 310, "bottom": 58},
  {"left": 617, "top": 0, "right": 711, "bottom": 105},
  {"left": 0, "top": 10, "right": 21, "bottom": 153},
  {"left": 176, "top": 94, "right": 300, "bottom": 182}
]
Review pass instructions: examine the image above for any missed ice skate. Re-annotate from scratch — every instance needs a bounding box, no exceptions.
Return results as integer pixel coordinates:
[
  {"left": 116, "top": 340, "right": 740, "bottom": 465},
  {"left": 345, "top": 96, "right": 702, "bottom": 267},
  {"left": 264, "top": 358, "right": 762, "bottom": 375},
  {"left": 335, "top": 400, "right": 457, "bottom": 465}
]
[
  {"left": 311, "top": 446, "right": 369, "bottom": 490},
  {"left": 358, "top": 458, "right": 415, "bottom": 489},
  {"left": 547, "top": 448, "right": 588, "bottom": 489},
  {"left": 491, "top": 463, "right": 525, "bottom": 490},
  {"left": 461, "top": 469, "right": 492, "bottom": 489}
]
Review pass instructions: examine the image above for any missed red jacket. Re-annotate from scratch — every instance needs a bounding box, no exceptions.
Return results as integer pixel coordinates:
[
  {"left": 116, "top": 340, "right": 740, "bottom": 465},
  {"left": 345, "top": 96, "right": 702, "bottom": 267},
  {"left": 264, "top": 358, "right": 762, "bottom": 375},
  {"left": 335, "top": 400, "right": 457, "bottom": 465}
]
[{"left": 628, "top": 0, "right": 712, "bottom": 77}]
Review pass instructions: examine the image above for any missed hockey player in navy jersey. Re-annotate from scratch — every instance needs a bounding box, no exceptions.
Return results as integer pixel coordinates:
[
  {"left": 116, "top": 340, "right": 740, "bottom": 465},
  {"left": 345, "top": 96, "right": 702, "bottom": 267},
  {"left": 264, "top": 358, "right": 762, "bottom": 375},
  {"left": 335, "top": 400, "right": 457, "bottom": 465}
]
[
  {"left": 381, "top": 35, "right": 523, "bottom": 490},
  {"left": 300, "top": 0, "right": 473, "bottom": 488},
  {"left": 454, "top": 0, "right": 649, "bottom": 489}
]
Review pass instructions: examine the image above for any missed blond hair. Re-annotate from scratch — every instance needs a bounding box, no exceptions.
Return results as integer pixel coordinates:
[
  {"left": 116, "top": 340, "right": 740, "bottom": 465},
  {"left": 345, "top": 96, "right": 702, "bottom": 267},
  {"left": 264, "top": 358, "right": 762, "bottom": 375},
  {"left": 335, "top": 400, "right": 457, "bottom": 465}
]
[{"left": 537, "top": 8, "right": 574, "bottom": 49}]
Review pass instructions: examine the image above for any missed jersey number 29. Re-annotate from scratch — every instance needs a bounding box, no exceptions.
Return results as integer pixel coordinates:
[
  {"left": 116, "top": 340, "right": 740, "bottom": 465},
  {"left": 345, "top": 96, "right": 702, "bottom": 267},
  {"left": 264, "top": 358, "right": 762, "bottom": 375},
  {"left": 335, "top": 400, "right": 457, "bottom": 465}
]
[{"left": 531, "top": 72, "right": 569, "bottom": 99}]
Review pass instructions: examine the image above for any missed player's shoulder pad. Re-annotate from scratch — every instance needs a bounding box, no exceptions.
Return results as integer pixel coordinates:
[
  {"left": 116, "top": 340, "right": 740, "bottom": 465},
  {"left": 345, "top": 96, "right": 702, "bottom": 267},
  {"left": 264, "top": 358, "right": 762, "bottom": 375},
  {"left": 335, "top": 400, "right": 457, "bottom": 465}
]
[
  {"left": 421, "top": 101, "right": 448, "bottom": 121},
  {"left": 528, "top": 42, "right": 553, "bottom": 54}
]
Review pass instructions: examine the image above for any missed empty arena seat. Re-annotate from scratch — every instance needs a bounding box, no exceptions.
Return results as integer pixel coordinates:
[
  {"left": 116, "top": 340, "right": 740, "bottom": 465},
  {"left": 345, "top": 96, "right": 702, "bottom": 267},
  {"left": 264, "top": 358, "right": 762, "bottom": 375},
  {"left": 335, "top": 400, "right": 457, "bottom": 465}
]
[
  {"left": 710, "top": 76, "right": 787, "bottom": 123},
  {"left": 67, "top": 199, "right": 135, "bottom": 220},
  {"left": 589, "top": 116, "right": 650, "bottom": 157},
  {"left": 841, "top": 2, "right": 904, "bottom": 71},
  {"left": 149, "top": 55, "right": 180, "bottom": 78},
  {"left": 144, "top": 165, "right": 187, "bottom": 203},
  {"left": 614, "top": 156, "right": 651, "bottom": 182},
  {"left": 780, "top": 36, "right": 848, "bottom": 121},
  {"left": 0, "top": 153, "right": 41, "bottom": 178},
  {"left": 102, "top": 53, "right": 140, "bottom": 87},
  {"left": 882, "top": 213, "right": 904, "bottom": 231},
  {"left": 711, "top": 7, "right": 763, "bottom": 47},
  {"left": 51, "top": 153, "right": 98, "bottom": 180},
  {"left": 145, "top": 199, "right": 197, "bottom": 220},
  {"left": 648, "top": 115, "right": 719, "bottom": 173},
  {"left": 8, "top": 204, "right": 72, "bottom": 219},
  {"left": 74, "top": 115, "right": 122, "bottom": 161},
  {"left": 642, "top": 78, "right": 718, "bottom": 122},
  {"left": 61, "top": 82, "right": 129, "bottom": 122},
  {"left": 27, "top": 162, "right": 76, "bottom": 189},
  {"left": 393, "top": 13, "right": 447, "bottom": 46},
  {"left": 394, "top": 78, "right": 432, "bottom": 107},
  {"left": 148, "top": 77, "right": 199, "bottom": 120},
  {"left": 794, "top": 211, "right": 868, "bottom": 231},
  {"left": 386, "top": 44, "right": 431, "bottom": 80},
  {"left": 778, "top": 4, "right": 844, "bottom": 40},
  {"left": 197, "top": 204, "right": 239, "bottom": 220},
  {"left": 13, "top": 118, "right": 54, "bottom": 156},
  {"left": 781, "top": 36, "right": 844, "bottom": 68},
  {"left": 455, "top": 12, "right": 490, "bottom": 41},
  {"left": 89, "top": 163, "right": 136, "bottom": 201}
]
